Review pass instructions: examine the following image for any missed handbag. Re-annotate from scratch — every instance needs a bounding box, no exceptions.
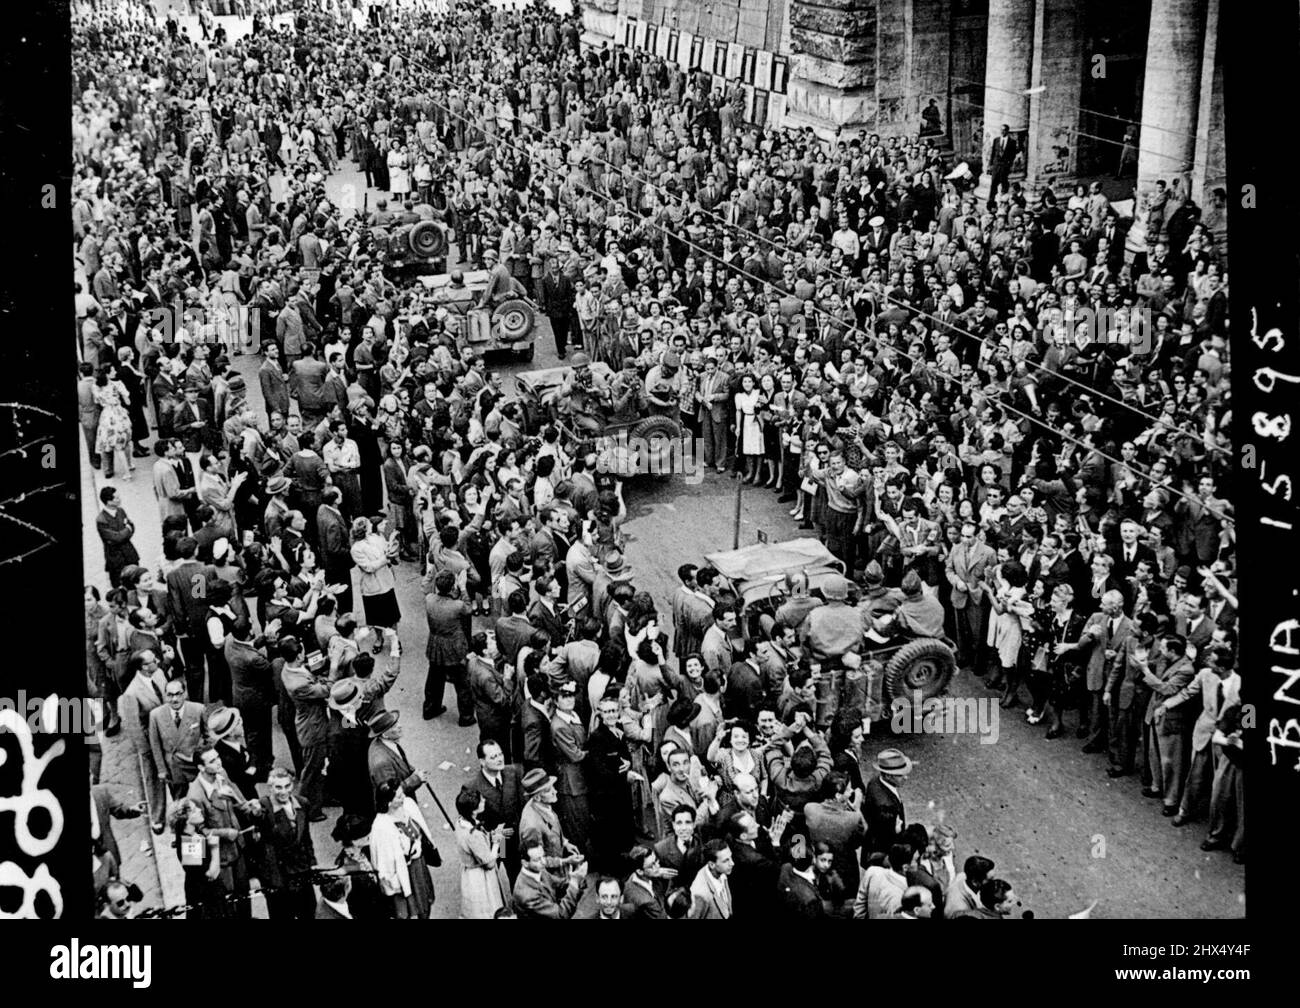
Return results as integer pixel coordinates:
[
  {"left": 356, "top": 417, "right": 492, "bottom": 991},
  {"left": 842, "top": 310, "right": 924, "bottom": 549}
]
[{"left": 419, "top": 828, "right": 442, "bottom": 869}]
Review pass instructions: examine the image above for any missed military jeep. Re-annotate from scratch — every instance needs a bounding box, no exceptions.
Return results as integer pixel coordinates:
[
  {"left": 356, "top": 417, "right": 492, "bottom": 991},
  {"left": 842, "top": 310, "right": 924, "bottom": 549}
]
[{"left": 704, "top": 538, "right": 958, "bottom": 722}]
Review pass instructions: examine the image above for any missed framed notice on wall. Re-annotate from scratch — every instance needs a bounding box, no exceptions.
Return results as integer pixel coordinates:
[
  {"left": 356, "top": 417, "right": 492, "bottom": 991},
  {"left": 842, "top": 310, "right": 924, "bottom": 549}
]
[
  {"left": 772, "top": 55, "right": 789, "bottom": 94},
  {"left": 666, "top": 29, "right": 679, "bottom": 62},
  {"left": 644, "top": 23, "right": 656, "bottom": 54},
  {"left": 740, "top": 47, "right": 756, "bottom": 85},
  {"left": 634, "top": 19, "right": 647, "bottom": 49},
  {"left": 726, "top": 40, "right": 744, "bottom": 80},
  {"left": 655, "top": 25, "right": 671, "bottom": 58},
  {"left": 713, "top": 41, "right": 728, "bottom": 77},
  {"left": 700, "top": 36, "right": 714, "bottom": 73},
  {"left": 756, "top": 50, "right": 773, "bottom": 91},
  {"left": 677, "top": 31, "right": 695, "bottom": 71},
  {"left": 623, "top": 17, "right": 636, "bottom": 47},
  {"left": 689, "top": 34, "right": 704, "bottom": 70},
  {"left": 767, "top": 92, "right": 787, "bottom": 129}
]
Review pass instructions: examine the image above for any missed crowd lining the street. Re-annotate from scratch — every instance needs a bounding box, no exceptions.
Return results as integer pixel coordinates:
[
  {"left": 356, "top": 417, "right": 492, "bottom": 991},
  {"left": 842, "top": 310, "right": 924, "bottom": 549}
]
[{"left": 82, "top": 0, "right": 1241, "bottom": 920}]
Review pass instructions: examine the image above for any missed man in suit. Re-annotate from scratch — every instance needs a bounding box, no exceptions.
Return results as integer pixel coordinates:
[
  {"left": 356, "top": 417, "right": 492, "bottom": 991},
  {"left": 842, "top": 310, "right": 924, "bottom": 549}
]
[
  {"left": 527, "top": 574, "right": 568, "bottom": 648},
  {"left": 315, "top": 874, "right": 354, "bottom": 919},
  {"left": 696, "top": 357, "right": 731, "bottom": 470},
  {"left": 1141, "top": 634, "right": 1198, "bottom": 816},
  {"left": 1072, "top": 590, "right": 1132, "bottom": 753},
  {"left": 474, "top": 740, "right": 524, "bottom": 883},
  {"left": 858, "top": 747, "right": 909, "bottom": 859},
  {"left": 945, "top": 521, "right": 996, "bottom": 673},
  {"left": 119, "top": 650, "right": 169, "bottom": 832},
  {"left": 622, "top": 846, "right": 671, "bottom": 918},
  {"left": 518, "top": 768, "right": 584, "bottom": 874},
  {"left": 258, "top": 342, "right": 291, "bottom": 422},
  {"left": 549, "top": 680, "right": 591, "bottom": 852},
  {"left": 174, "top": 385, "right": 211, "bottom": 455},
  {"left": 725, "top": 810, "right": 785, "bottom": 917},
  {"left": 245, "top": 766, "right": 317, "bottom": 919},
  {"left": 279, "top": 637, "right": 333, "bottom": 821},
  {"left": 91, "top": 783, "right": 146, "bottom": 882},
  {"left": 986, "top": 124, "right": 1018, "bottom": 208},
  {"left": 539, "top": 255, "right": 576, "bottom": 358},
  {"left": 512, "top": 840, "right": 587, "bottom": 918},
  {"left": 316, "top": 487, "right": 354, "bottom": 615},
  {"left": 806, "top": 771, "right": 868, "bottom": 897},
  {"left": 1174, "top": 645, "right": 1235, "bottom": 827},
  {"left": 1113, "top": 520, "right": 1156, "bottom": 587},
  {"left": 1174, "top": 592, "right": 1215, "bottom": 656},
  {"left": 289, "top": 343, "right": 330, "bottom": 424},
  {"left": 165, "top": 537, "right": 214, "bottom": 700},
  {"left": 777, "top": 837, "right": 825, "bottom": 918},
  {"left": 687, "top": 839, "right": 735, "bottom": 918},
  {"left": 366, "top": 709, "right": 426, "bottom": 811},
  {"left": 96, "top": 487, "right": 140, "bottom": 588},
  {"left": 188, "top": 746, "right": 257, "bottom": 919},
  {"left": 1104, "top": 618, "right": 1145, "bottom": 777},
  {"left": 148, "top": 680, "right": 206, "bottom": 800},
  {"left": 226, "top": 621, "right": 278, "bottom": 781},
  {"left": 425, "top": 570, "right": 473, "bottom": 723},
  {"left": 152, "top": 438, "right": 193, "bottom": 526}
]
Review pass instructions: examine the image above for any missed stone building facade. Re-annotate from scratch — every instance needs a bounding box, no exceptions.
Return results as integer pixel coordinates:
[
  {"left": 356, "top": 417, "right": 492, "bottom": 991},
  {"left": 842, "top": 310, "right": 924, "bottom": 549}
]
[{"left": 580, "top": 0, "right": 1225, "bottom": 205}]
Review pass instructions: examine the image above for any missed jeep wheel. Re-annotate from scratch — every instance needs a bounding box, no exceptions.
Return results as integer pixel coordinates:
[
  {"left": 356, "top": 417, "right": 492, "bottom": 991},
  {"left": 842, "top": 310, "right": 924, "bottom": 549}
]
[
  {"left": 627, "top": 415, "right": 683, "bottom": 476},
  {"left": 883, "top": 638, "right": 956, "bottom": 702}
]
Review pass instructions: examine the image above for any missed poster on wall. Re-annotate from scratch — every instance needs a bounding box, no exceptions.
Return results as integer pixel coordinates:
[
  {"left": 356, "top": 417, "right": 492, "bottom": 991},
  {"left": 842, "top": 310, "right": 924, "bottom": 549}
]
[
  {"left": 623, "top": 16, "right": 636, "bottom": 47},
  {"left": 677, "top": 31, "right": 695, "bottom": 71},
  {"left": 767, "top": 92, "right": 787, "bottom": 130},
  {"left": 742, "top": 84, "right": 755, "bottom": 122},
  {"left": 751, "top": 89, "right": 769, "bottom": 128},
  {"left": 756, "top": 50, "right": 773, "bottom": 91},
  {"left": 713, "top": 40, "right": 728, "bottom": 77},
  {"left": 726, "top": 40, "right": 744, "bottom": 80},
  {"left": 644, "top": 23, "right": 656, "bottom": 54},
  {"left": 772, "top": 55, "right": 789, "bottom": 94},
  {"left": 700, "top": 36, "right": 715, "bottom": 73},
  {"left": 634, "top": 19, "right": 647, "bottom": 49},
  {"left": 666, "top": 28, "right": 679, "bottom": 63},
  {"left": 740, "top": 47, "right": 755, "bottom": 85}
]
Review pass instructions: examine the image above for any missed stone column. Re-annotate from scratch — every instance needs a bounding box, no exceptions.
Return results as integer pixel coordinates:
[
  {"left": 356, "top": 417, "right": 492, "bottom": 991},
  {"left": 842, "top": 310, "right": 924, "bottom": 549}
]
[
  {"left": 1026, "top": 0, "right": 1083, "bottom": 194},
  {"left": 785, "top": 0, "right": 879, "bottom": 139},
  {"left": 1190, "top": 0, "right": 1223, "bottom": 205},
  {"left": 1128, "top": 0, "right": 1206, "bottom": 251},
  {"left": 976, "top": 0, "right": 1035, "bottom": 197}
]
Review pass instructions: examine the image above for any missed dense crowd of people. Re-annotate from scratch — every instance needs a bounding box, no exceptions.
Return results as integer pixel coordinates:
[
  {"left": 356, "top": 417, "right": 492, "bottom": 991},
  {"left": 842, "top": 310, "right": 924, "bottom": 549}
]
[{"left": 81, "top": 0, "right": 1241, "bottom": 920}]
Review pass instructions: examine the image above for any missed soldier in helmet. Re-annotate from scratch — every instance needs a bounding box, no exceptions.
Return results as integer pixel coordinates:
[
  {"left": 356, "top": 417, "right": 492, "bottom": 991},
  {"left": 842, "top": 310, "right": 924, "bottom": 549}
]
[
  {"left": 644, "top": 350, "right": 684, "bottom": 418},
  {"left": 558, "top": 352, "right": 611, "bottom": 436},
  {"left": 610, "top": 356, "right": 646, "bottom": 422},
  {"left": 435, "top": 269, "right": 472, "bottom": 341},
  {"left": 476, "top": 247, "right": 523, "bottom": 310}
]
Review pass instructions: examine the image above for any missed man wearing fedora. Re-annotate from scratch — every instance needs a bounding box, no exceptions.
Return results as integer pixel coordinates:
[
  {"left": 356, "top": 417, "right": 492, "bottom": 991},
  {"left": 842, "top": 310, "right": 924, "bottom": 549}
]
[
  {"left": 518, "top": 767, "right": 585, "bottom": 875},
  {"left": 330, "top": 631, "right": 404, "bottom": 819},
  {"left": 262, "top": 474, "right": 293, "bottom": 541},
  {"left": 591, "top": 550, "right": 634, "bottom": 624},
  {"left": 862, "top": 748, "right": 911, "bottom": 860},
  {"left": 367, "top": 709, "right": 427, "bottom": 810}
]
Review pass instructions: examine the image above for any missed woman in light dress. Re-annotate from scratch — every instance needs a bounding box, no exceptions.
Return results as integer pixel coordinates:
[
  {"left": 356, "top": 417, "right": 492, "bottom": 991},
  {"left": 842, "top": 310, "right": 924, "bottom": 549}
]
[
  {"left": 93, "top": 363, "right": 134, "bottom": 477},
  {"left": 734, "top": 372, "right": 765, "bottom": 484},
  {"left": 454, "top": 786, "right": 510, "bottom": 919},
  {"left": 387, "top": 141, "right": 410, "bottom": 201}
]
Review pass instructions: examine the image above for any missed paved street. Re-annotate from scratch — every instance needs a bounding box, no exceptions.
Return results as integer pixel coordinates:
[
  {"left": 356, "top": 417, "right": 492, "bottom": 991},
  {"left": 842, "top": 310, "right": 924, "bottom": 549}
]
[{"left": 82, "top": 137, "right": 1244, "bottom": 920}]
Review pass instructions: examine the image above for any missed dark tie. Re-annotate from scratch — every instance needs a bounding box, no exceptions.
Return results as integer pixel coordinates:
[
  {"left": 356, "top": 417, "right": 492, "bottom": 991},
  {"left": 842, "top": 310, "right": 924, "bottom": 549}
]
[
  {"left": 1214, "top": 681, "right": 1225, "bottom": 717},
  {"left": 174, "top": 710, "right": 181, "bottom": 728},
  {"left": 151, "top": 681, "right": 163, "bottom": 704}
]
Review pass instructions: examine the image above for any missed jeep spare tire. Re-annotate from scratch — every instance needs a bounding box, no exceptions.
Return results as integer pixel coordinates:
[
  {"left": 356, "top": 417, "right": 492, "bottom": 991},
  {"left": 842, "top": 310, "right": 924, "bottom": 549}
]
[
  {"left": 408, "top": 220, "right": 446, "bottom": 258},
  {"left": 883, "top": 638, "right": 955, "bottom": 702},
  {"left": 493, "top": 298, "right": 535, "bottom": 340},
  {"left": 627, "top": 415, "right": 683, "bottom": 476}
]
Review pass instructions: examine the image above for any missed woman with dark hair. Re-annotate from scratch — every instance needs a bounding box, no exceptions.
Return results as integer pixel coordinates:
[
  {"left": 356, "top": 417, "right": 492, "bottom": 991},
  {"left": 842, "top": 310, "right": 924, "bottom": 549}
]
[
  {"left": 370, "top": 779, "right": 436, "bottom": 920},
  {"left": 331, "top": 813, "right": 392, "bottom": 920},
  {"left": 93, "top": 363, "right": 134, "bottom": 477},
  {"left": 454, "top": 786, "right": 509, "bottom": 919},
  {"left": 706, "top": 719, "right": 764, "bottom": 795},
  {"left": 169, "top": 797, "right": 231, "bottom": 919}
]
